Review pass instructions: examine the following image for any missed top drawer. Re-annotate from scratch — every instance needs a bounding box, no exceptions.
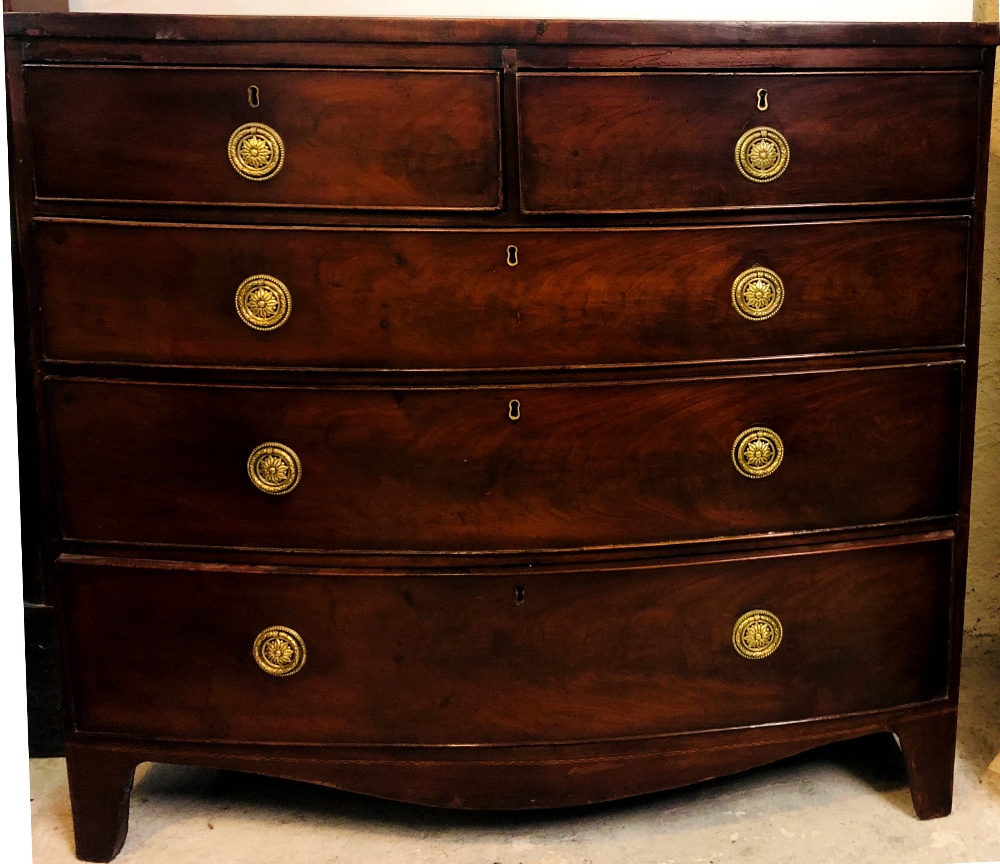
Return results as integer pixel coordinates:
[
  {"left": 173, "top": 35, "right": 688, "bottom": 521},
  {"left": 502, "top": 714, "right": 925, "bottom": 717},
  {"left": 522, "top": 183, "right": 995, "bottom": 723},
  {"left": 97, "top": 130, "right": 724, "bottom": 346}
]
[
  {"left": 518, "top": 72, "right": 981, "bottom": 213},
  {"left": 24, "top": 66, "right": 502, "bottom": 210}
]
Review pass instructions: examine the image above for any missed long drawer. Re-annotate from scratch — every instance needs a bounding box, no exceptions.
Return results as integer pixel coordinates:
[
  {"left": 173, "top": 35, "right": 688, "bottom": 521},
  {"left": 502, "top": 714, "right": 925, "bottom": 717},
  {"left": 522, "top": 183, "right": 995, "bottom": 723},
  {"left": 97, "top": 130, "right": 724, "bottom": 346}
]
[
  {"left": 518, "top": 72, "right": 981, "bottom": 212},
  {"left": 48, "top": 364, "right": 961, "bottom": 553},
  {"left": 35, "top": 218, "right": 968, "bottom": 369},
  {"left": 59, "top": 536, "right": 952, "bottom": 744},
  {"left": 24, "top": 66, "right": 502, "bottom": 210}
]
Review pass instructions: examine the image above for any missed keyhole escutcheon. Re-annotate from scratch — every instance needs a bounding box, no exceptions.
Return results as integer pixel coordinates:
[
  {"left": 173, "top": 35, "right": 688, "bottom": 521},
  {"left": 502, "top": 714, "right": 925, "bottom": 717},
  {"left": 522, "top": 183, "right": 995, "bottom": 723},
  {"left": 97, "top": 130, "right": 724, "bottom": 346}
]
[
  {"left": 508, "top": 399, "right": 521, "bottom": 422},
  {"left": 756, "top": 88, "right": 768, "bottom": 111},
  {"left": 248, "top": 85, "right": 260, "bottom": 108},
  {"left": 514, "top": 585, "right": 526, "bottom": 605},
  {"left": 507, "top": 245, "right": 518, "bottom": 267}
]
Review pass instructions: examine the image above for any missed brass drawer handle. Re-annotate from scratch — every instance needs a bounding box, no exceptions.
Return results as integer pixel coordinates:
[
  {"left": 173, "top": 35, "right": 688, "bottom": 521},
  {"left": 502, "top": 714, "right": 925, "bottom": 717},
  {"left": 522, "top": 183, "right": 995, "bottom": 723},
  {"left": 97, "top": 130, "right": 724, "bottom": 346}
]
[
  {"left": 228, "top": 122, "right": 285, "bottom": 181},
  {"left": 253, "top": 626, "right": 307, "bottom": 676},
  {"left": 732, "top": 266, "right": 784, "bottom": 321},
  {"left": 735, "top": 126, "right": 789, "bottom": 183},
  {"left": 732, "top": 609, "right": 783, "bottom": 660},
  {"left": 732, "top": 427, "right": 784, "bottom": 479},
  {"left": 236, "top": 274, "right": 292, "bottom": 331},
  {"left": 247, "top": 442, "right": 301, "bottom": 495}
]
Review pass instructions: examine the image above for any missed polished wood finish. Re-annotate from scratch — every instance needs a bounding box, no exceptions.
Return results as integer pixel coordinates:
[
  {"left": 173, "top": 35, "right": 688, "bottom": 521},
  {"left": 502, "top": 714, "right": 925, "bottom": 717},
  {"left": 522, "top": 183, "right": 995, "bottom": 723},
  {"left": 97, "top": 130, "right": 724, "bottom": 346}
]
[
  {"left": 35, "top": 217, "right": 969, "bottom": 369},
  {"left": 6, "top": 15, "right": 998, "bottom": 46},
  {"left": 896, "top": 711, "right": 960, "bottom": 819},
  {"left": 65, "top": 743, "right": 136, "bottom": 863},
  {"left": 25, "top": 66, "right": 502, "bottom": 209},
  {"left": 6, "top": 14, "right": 994, "bottom": 860},
  {"left": 515, "top": 45, "right": 987, "bottom": 70},
  {"left": 519, "top": 72, "right": 981, "bottom": 213},
  {"left": 60, "top": 538, "right": 950, "bottom": 744},
  {"left": 48, "top": 365, "right": 961, "bottom": 552},
  {"left": 61, "top": 703, "right": 955, "bottom": 817}
]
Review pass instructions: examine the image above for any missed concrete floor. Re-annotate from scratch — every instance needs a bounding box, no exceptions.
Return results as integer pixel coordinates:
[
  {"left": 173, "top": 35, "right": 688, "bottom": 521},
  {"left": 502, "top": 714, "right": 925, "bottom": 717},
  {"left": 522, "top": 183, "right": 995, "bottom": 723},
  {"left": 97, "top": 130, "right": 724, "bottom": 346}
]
[{"left": 28, "top": 635, "right": 1000, "bottom": 864}]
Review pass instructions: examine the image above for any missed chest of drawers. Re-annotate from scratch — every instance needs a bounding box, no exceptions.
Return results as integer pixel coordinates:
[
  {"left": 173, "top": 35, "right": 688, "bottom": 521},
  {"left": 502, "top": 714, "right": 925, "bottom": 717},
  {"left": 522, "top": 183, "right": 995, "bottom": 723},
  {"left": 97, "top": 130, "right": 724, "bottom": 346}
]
[{"left": 6, "top": 13, "right": 997, "bottom": 862}]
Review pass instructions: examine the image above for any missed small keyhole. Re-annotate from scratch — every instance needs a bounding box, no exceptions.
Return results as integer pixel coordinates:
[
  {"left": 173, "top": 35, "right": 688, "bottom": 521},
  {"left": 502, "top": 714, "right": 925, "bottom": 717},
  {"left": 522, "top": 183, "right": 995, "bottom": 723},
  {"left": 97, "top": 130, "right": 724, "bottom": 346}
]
[
  {"left": 756, "top": 88, "right": 768, "bottom": 111},
  {"left": 508, "top": 399, "right": 521, "bottom": 422},
  {"left": 507, "top": 245, "right": 518, "bottom": 267},
  {"left": 514, "top": 586, "right": 525, "bottom": 605},
  {"left": 248, "top": 85, "right": 260, "bottom": 108}
]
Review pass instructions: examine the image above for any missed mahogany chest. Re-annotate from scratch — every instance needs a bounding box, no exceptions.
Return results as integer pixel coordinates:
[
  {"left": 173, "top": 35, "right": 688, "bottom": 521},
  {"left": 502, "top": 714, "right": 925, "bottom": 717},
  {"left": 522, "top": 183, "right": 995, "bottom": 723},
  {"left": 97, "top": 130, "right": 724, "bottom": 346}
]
[{"left": 5, "top": 13, "right": 997, "bottom": 862}]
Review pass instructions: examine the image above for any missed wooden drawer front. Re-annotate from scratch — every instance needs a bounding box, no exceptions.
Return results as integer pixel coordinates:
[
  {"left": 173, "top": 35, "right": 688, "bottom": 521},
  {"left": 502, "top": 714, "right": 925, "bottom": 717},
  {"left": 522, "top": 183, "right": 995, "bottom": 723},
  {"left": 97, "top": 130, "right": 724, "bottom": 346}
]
[
  {"left": 61, "top": 538, "right": 951, "bottom": 743},
  {"left": 36, "top": 218, "right": 968, "bottom": 369},
  {"left": 49, "top": 365, "right": 960, "bottom": 553},
  {"left": 25, "top": 66, "right": 501, "bottom": 210},
  {"left": 518, "top": 72, "right": 980, "bottom": 213}
]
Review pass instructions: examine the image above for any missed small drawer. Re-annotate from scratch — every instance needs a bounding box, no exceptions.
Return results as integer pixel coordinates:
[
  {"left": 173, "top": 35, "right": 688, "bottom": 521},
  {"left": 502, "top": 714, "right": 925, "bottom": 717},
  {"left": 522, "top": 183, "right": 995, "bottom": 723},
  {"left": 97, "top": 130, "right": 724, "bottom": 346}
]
[
  {"left": 25, "top": 66, "right": 501, "bottom": 210},
  {"left": 60, "top": 536, "right": 951, "bottom": 744},
  {"left": 518, "top": 72, "right": 981, "bottom": 212},
  {"left": 35, "top": 217, "right": 968, "bottom": 369},
  {"left": 48, "top": 364, "right": 961, "bottom": 554}
]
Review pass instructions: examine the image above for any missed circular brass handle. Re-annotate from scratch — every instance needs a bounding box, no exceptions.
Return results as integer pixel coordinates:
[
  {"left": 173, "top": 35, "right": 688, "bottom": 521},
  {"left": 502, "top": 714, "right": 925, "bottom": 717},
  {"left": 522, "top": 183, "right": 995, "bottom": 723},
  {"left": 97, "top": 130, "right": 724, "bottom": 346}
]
[
  {"left": 253, "top": 626, "right": 307, "bottom": 676},
  {"left": 733, "top": 609, "right": 783, "bottom": 659},
  {"left": 735, "top": 126, "right": 789, "bottom": 183},
  {"left": 732, "top": 427, "right": 784, "bottom": 479},
  {"left": 247, "top": 442, "right": 301, "bottom": 495},
  {"left": 236, "top": 274, "right": 292, "bottom": 331},
  {"left": 228, "top": 122, "right": 285, "bottom": 181},
  {"left": 732, "top": 266, "right": 784, "bottom": 321}
]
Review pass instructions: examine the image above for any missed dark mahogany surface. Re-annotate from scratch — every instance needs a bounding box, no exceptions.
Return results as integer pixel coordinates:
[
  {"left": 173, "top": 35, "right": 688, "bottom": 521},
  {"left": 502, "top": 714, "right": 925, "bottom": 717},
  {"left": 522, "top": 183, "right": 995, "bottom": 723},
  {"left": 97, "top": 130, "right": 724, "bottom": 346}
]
[
  {"left": 63, "top": 704, "right": 959, "bottom": 822},
  {"left": 48, "top": 364, "right": 961, "bottom": 553},
  {"left": 6, "top": 15, "right": 999, "bottom": 46},
  {"left": 519, "top": 72, "right": 981, "bottom": 212},
  {"left": 6, "top": 15, "right": 995, "bottom": 860},
  {"left": 34, "top": 217, "right": 969, "bottom": 369},
  {"left": 25, "top": 66, "right": 502, "bottom": 209},
  {"left": 60, "top": 537, "right": 951, "bottom": 744}
]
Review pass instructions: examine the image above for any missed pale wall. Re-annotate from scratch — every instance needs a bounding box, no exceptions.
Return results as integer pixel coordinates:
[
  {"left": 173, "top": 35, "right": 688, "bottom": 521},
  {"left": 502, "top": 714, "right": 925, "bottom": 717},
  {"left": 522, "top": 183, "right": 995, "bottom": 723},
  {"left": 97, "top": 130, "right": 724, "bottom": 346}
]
[
  {"left": 966, "top": 0, "right": 1000, "bottom": 634},
  {"left": 64, "top": 0, "right": 976, "bottom": 19}
]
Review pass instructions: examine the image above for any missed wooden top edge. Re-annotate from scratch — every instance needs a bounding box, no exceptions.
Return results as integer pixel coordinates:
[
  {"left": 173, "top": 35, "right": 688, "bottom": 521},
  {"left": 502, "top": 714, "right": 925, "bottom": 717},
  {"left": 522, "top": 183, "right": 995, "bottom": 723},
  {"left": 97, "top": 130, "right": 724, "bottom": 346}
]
[{"left": 4, "top": 13, "right": 999, "bottom": 46}]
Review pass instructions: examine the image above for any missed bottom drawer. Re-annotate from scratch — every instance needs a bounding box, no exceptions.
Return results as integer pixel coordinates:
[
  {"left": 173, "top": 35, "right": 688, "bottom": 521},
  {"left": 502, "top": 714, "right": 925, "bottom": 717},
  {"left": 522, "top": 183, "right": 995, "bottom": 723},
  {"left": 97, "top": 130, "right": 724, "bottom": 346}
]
[{"left": 60, "top": 536, "right": 952, "bottom": 745}]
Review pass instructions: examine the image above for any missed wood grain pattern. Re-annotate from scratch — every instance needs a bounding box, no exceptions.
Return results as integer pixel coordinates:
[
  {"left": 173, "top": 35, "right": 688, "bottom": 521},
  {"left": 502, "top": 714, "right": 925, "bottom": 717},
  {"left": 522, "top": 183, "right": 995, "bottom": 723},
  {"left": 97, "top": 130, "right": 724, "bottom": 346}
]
[
  {"left": 47, "top": 365, "right": 961, "bottom": 552},
  {"left": 896, "top": 711, "right": 959, "bottom": 819},
  {"left": 64, "top": 743, "right": 136, "bottom": 863},
  {"left": 6, "top": 18, "right": 994, "bottom": 856},
  {"left": 59, "top": 537, "right": 951, "bottom": 744},
  {"left": 515, "top": 45, "right": 986, "bottom": 70},
  {"left": 25, "top": 66, "right": 502, "bottom": 210},
  {"left": 34, "top": 218, "right": 969, "bottom": 369},
  {"left": 15, "top": 40, "right": 984, "bottom": 71},
  {"left": 20, "top": 39, "right": 504, "bottom": 69},
  {"left": 6, "top": 15, "right": 998, "bottom": 46},
  {"left": 60, "top": 704, "right": 956, "bottom": 817},
  {"left": 519, "top": 72, "right": 981, "bottom": 212}
]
